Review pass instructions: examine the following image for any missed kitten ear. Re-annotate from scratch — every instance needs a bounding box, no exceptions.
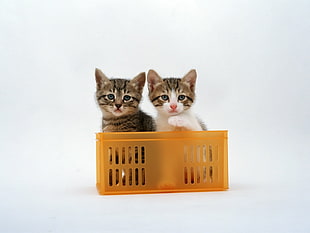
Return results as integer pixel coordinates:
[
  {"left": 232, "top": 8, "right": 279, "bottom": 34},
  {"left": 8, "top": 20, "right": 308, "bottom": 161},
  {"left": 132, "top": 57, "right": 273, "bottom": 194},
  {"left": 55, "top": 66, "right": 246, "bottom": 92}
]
[
  {"left": 147, "top": 69, "right": 163, "bottom": 92},
  {"left": 130, "top": 72, "right": 146, "bottom": 93},
  {"left": 182, "top": 69, "right": 197, "bottom": 92},
  {"left": 95, "top": 68, "right": 109, "bottom": 90}
]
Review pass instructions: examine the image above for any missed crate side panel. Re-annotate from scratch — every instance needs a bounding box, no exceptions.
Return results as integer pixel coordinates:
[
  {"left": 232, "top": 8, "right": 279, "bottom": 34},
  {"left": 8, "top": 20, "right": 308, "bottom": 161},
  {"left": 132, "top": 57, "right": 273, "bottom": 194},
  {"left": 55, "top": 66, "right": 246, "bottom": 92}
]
[
  {"left": 98, "top": 140, "right": 167, "bottom": 193},
  {"left": 96, "top": 131, "right": 228, "bottom": 194}
]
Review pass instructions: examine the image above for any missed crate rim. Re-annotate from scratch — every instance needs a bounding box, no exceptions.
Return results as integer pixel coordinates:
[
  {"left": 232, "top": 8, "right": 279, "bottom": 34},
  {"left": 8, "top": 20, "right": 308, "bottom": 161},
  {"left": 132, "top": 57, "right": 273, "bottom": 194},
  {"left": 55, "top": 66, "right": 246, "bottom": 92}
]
[{"left": 96, "top": 130, "right": 228, "bottom": 141}]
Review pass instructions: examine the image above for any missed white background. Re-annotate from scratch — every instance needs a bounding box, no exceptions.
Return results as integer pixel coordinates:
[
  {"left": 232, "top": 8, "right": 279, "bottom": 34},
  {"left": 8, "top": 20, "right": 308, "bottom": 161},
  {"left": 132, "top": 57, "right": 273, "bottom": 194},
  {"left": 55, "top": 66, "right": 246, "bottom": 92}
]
[{"left": 0, "top": 0, "right": 309, "bottom": 232}]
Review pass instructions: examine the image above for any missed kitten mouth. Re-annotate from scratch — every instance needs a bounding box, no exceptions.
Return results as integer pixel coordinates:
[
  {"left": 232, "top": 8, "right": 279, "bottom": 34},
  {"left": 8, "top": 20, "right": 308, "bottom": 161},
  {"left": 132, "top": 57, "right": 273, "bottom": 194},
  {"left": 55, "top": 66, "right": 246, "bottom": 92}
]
[
  {"left": 168, "top": 110, "right": 179, "bottom": 116},
  {"left": 168, "top": 109, "right": 178, "bottom": 114},
  {"left": 113, "top": 109, "right": 123, "bottom": 116}
]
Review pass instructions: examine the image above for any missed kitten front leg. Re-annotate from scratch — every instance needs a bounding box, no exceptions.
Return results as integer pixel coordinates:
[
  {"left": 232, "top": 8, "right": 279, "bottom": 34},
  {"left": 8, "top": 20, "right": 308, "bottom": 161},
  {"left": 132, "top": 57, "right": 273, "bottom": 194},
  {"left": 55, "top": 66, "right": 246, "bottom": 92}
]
[
  {"left": 168, "top": 116, "right": 190, "bottom": 129},
  {"left": 168, "top": 115, "right": 203, "bottom": 131}
]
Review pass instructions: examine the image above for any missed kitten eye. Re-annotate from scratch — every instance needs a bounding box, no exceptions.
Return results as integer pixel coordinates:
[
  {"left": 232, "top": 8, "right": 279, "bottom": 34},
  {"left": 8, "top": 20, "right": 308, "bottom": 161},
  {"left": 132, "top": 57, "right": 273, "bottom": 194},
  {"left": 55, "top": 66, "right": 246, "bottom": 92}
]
[
  {"left": 178, "top": 95, "right": 186, "bottom": 101},
  {"left": 161, "top": 95, "right": 169, "bottom": 101},
  {"left": 123, "top": 95, "right": 131, "bottom": 101},
  {"left": 107, "top": 94, "right": 115, "bottom": 100}
]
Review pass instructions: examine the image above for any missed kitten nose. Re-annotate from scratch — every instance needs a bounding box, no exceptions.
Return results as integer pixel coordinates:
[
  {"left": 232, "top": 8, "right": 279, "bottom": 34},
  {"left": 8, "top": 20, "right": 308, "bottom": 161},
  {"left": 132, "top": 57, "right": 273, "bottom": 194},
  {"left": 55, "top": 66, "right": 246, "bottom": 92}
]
[
  {"left": 170, "top": 104, "right": 177, "bottom": 110},
  {"left": 115, "top": 104, "right": 122, "bottom": 109}
]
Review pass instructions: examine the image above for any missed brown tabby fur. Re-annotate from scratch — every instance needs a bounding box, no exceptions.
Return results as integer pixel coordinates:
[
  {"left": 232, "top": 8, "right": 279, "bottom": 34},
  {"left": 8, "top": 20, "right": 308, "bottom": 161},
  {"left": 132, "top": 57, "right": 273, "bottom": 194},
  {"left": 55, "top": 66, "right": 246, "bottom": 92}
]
[{"left": 95, "top": 68, "right": 156, "bottom": 132}]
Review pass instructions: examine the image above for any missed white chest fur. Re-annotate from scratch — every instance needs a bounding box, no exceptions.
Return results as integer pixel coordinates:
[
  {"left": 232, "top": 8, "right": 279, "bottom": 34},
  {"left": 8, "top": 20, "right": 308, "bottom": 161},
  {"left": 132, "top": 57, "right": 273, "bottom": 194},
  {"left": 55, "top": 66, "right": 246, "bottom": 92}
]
[{"left": 156, "top": 109, "right": 203, "bottom": 131}]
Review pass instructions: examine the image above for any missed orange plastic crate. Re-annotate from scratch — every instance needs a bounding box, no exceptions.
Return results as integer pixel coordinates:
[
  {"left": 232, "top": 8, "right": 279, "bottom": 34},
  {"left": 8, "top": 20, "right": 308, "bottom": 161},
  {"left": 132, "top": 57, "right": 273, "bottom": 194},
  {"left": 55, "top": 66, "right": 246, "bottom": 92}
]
[{"left": 96, "top": 131, "right": 228, "bottom": 195}]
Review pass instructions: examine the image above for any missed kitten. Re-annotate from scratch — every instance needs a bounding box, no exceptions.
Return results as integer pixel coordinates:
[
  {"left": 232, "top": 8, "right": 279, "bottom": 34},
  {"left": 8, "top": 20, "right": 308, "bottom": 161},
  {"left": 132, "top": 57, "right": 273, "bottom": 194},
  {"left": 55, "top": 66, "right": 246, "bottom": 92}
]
[
  {"left": 95, "top": 68, "right": 156, "bottom": 132},
  {"left": 147, "top": 69, "right": 206, "bottom": 131}
]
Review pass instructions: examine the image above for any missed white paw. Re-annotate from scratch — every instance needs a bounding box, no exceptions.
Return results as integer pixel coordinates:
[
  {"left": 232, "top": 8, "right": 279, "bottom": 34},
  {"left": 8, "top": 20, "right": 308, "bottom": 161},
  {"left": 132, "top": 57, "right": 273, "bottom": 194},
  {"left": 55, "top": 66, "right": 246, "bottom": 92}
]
[{"left": 168, "top": 116, "right": 188, "bottom": 128}]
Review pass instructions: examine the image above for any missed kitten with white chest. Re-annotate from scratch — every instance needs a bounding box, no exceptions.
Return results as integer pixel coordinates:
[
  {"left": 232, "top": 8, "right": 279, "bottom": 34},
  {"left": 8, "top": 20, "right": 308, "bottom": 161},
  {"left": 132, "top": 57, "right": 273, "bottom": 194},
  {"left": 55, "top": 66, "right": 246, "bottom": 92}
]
[
  {"left": 147, "top": 69, "right": 206, "bottom": 131},
  {"left": 95, "top": 68, "right": 156, "bottom": 132}
]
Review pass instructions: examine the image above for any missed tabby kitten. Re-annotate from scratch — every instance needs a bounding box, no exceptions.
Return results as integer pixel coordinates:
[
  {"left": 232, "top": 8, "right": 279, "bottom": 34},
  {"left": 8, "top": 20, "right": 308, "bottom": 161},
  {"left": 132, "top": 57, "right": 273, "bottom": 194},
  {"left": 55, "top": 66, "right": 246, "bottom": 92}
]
[
  {"left": 147, "top": 69, "right": 206, "bottom": 131},
  {"left": 95, "top": 68, "right": 156, "bottom": 132}
]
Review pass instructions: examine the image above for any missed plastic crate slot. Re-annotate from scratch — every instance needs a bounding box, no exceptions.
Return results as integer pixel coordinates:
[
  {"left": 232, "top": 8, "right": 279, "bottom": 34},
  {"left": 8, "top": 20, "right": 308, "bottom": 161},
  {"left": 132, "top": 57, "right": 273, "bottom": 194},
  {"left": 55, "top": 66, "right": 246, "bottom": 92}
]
[
  {"left": 135, "top": 168, "right": 139, "bottom": 185},
  {"left": 141, "top": 146, "right": 145, "bottom": 164},
  {"left": 115, "top": 169, "right": 120, "bottom": 185},
  {"left": 128, "top": 147, "right": 132, "bottom": 164},
  {"left": 141, "top": 168, "right": 146, "bottom": 185},
  {"left": 129, "top": 168, "right": 133, "bottom": 185},
  {"left": 121, "top": 147, "right": 126, "bottom": 164},
  {"left": 203, "top": 166, "right": 207, "bottom": 183},
  {"left": 197, "top": 166, "right": 201, "bottom": 183},
  {"left": 184, "top": 167, "right": 188, "bottom": 184},
  {"left": 190, "top": 167, "right": 195, "bottom": 184},
  {"left": 134, "top": 146, "right": 138, "bottom": 164},
  {"left": 190, "top": 146, "right": 194, "bottom": 162},
  {"left": 109, "top": 169, "right": 113, "bottom": 186},
  {"left": 202, "top": 145, "right": 207, "bottom": 162},
  {"left": 108, "top": 147, "right": 113, "bottom": 165},
  {"left": 209, "top": 145, "right": 213, "bottom": 162},
  {"left": 209, "top": 166, "right": 213, "bottom": 183},
  {"left": 122, "top": 169, "right": 126, "bottom": 186},
  {"left": 184, "top": 146, "right": 188, "bottom": 162},
  {"left": 196, "top": 146, "right": 201, "bottom": 162},
  {"left": 115, "top": 148, "right": 119, "bottom": 164}
]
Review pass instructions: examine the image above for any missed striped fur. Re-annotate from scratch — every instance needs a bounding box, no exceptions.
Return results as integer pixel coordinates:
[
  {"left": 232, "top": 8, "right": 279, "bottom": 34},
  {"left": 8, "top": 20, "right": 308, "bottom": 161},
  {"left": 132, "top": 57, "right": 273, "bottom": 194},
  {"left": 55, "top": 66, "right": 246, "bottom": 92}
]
[
  {"left": 95, "top": 68, "right": 156, "bottom": 132},
  {"left": 147, "top": 69, "right": 206, "bottom": 131}
]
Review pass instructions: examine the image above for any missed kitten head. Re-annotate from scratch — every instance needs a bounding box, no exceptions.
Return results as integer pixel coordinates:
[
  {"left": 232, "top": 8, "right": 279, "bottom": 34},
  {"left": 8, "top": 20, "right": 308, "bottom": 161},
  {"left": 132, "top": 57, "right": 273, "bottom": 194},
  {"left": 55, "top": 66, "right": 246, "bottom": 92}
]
[
  {"left": 95, "top": 68, "right": 145, "bottom": 118},
  {"left": 147, "top": 69, "right": 197, "bottom": 117}
]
